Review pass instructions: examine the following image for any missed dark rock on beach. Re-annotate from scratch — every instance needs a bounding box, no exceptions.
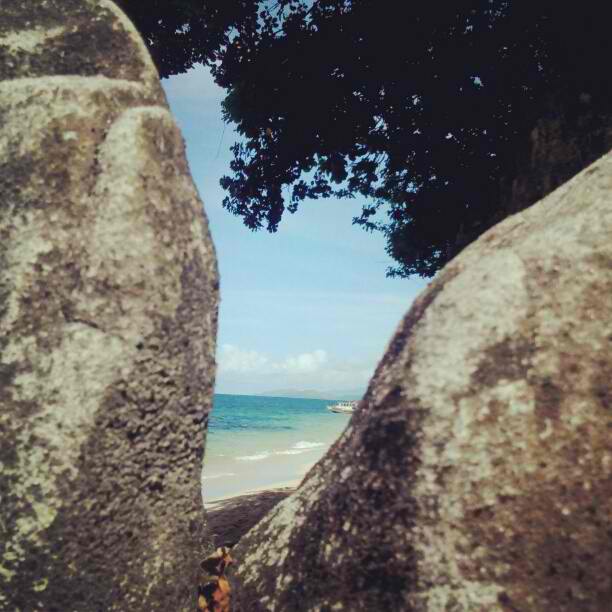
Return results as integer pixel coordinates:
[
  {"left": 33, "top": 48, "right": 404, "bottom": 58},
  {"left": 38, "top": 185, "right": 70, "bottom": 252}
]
[{"left": 206, "top": 488, "right": 295, "bottom": 548}]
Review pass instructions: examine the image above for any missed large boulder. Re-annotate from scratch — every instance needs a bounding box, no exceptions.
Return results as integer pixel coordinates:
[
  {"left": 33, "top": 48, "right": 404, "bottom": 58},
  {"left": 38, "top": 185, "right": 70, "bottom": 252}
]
[
  {"left": 0, "top": 1, "right": 218, "bottom": 610},
  {"left": 229, "top": 151, "right": 612, "bottom": 611}
]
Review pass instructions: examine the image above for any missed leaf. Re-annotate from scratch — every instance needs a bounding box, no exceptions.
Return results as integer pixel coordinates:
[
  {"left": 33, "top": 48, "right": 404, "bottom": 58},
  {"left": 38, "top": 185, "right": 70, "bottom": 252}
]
[{"left": 197, "top": 547, "right": 234, "bottom": 612}]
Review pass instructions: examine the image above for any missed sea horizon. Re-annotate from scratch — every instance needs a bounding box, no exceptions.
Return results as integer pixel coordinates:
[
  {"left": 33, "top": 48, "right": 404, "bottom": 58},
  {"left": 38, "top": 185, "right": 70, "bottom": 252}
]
[{"left": 213, "top": 388, "right": 365, "bottom": 401}]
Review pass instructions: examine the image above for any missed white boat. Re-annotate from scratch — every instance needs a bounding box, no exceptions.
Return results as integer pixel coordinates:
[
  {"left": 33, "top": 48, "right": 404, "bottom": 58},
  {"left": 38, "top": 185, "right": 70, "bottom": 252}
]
[{"left": 327, "top": 400, "right": 357, "bottom": 414}]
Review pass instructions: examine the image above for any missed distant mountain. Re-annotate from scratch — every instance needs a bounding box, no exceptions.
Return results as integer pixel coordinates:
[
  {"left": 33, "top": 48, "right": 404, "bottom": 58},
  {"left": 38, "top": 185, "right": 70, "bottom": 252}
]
[{"left": 257, "top": 388, "right": 365, "bottom": 401}]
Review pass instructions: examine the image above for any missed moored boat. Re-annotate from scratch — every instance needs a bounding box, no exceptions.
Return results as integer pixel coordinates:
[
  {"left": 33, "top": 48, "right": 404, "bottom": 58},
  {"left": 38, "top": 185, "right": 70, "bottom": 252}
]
[{"left": 327, "top": 400, "right": 357, "bottom": 414}]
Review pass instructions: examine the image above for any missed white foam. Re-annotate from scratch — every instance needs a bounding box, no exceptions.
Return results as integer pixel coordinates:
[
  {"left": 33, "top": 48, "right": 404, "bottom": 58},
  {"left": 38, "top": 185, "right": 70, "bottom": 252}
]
[
  {"left": 235, "top": 441, "right": 326, "bottom": 462},
  {"left": 236, "top": 452, "right": 271, "bottom": 462},
  {"left": 202, "top": 472, "right": 236, "bottom": 480},
  {"left": 293, "top": 441, "right": 325, "bottom": 450}
]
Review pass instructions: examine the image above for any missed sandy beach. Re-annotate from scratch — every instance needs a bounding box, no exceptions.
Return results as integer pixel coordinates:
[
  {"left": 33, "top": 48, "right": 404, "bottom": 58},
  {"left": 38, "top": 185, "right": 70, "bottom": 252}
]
[
  {"left": 201, "top": 394, "right": 351, "bottom": 545},
  {"left": 202, "top": 394, "right": 350, "bottom": 503},
  {"left": 204, "top": 479, "right": 301, "bottom": 509}
]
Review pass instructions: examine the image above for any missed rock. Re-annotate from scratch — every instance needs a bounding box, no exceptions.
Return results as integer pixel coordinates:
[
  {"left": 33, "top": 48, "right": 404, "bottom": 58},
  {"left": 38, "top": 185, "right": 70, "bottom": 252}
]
[
  {"left": 229, "top": 151, "right": 612, "bottom": 611},
  {"left": 0, "top": 1, "right": 218, "bottom": 610},
  {"left": 206, "top": 488, "right": 295, "bottom": 548}
]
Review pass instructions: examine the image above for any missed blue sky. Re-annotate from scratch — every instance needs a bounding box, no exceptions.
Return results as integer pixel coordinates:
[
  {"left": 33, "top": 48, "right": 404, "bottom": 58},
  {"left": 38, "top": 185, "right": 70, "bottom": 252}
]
[{"left": 162, "top": 65, "right": 427, "bottom": 396}]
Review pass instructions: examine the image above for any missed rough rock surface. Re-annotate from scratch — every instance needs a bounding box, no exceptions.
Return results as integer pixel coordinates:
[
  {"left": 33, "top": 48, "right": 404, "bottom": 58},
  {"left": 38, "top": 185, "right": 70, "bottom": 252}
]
[
  {"left": 230, "top": 151, "right": 612, "bottom": 611},
  {"left": 0, "top": 2, "right": 218, "bottom": 610},
  {"left": 206, "top": 489, "right": 294, "bottom": 548}
]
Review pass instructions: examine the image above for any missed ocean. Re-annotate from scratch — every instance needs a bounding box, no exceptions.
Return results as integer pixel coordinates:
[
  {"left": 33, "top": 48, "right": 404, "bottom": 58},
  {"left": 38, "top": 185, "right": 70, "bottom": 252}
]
[{"left": 202, "top": 394, "right": 352, "bottom": 502}]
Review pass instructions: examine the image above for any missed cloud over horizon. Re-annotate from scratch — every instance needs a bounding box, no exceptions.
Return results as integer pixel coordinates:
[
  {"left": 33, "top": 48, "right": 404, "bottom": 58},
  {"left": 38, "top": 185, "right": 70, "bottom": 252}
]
[
  {"left": 216, "top": 344, "right": 373, "bottom": 394},
  {"left": 218, "top": 344, "right": 328, "bottom": 375}
]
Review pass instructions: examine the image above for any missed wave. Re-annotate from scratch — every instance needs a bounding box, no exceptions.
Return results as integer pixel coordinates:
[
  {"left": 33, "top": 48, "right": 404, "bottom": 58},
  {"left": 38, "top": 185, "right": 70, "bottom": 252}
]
[
  {"left": 236, "top": 452, "right": 271, "bottom": 462},
  {"left": 202, "top": 472, "right": 236, "bottom": 480},
  {"left": 236, "top": 441, "right": 326, "bottom": 462},
  {"left": 294, "top": 441, "right": 325, "bottom": 450}
]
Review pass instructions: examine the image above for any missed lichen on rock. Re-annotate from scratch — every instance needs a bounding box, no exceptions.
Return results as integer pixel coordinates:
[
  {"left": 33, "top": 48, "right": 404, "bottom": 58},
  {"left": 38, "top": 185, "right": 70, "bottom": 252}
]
[
  {"left": 0, "top": 1, "right": 218, "bottom": 610},
  {"left": 229, "top": 151, "right": 612, "bottom": 611}
]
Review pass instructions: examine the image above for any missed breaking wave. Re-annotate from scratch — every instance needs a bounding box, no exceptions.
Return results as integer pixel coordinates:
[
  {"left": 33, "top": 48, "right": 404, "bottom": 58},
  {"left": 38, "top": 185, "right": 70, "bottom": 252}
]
[{"left": 236, "top": 441, "right": 326, "bottom": 462}]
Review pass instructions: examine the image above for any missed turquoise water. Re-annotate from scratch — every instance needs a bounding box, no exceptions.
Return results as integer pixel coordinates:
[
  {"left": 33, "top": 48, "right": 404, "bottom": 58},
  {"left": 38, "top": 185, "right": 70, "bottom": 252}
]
[{"left": 202, "top": 394, "right": 352, "bottom": 501}]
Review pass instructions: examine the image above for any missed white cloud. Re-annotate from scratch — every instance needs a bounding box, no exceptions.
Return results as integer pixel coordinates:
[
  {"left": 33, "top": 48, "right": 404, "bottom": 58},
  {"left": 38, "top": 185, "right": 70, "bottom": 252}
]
[
  {"left": 217, "top": 344, "right": 270, "bottom": 373},
  {"left": 216, "top": 344, "right": 375, "bottom": 395},
  {"left": 279, "top": 349, "right": 327, "bottom": 373},
  {"left": 218, "top": 345, "right": 327, "bottom": 375}
]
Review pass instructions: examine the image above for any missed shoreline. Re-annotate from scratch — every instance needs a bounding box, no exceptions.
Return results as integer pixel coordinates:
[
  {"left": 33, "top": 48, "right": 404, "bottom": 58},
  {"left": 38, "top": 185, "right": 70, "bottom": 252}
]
[
  {"left": 204, "top": 479, "right": 301, "bottom": 509},
  {"left": 205, "top": 485, "right": 297, "bottom": 547}
]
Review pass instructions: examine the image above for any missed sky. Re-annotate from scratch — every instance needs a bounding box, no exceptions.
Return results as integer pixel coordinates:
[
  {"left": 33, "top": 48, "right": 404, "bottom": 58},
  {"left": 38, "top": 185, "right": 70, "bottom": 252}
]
[{"left": 162, "top": 65, "right": 428, "bottom": 396}]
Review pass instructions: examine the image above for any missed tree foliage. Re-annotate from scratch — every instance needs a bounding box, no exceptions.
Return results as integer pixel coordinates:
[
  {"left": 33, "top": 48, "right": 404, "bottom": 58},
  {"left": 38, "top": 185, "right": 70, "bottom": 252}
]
[
  {"left": 123, "top": 1, "right": 612, "bottom": 277},
  {"left": 117, "top": 0, "right": 258, "bottom": 77}
]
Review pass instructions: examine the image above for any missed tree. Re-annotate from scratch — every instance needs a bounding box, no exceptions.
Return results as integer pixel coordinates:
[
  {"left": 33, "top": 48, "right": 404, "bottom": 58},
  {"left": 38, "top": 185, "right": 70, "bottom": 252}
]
[
  {"left": 123, "top": 1, "right": 612, "bottom": 278},
  {"left": 117, "top": 0, "right": 258, "bottom": 78}
]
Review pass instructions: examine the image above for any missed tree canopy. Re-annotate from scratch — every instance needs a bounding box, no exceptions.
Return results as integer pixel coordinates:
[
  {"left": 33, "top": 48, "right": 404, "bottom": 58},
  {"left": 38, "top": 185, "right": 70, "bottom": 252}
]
[{"left": 122, "top": 1, "right": 612, "bottom": 277}]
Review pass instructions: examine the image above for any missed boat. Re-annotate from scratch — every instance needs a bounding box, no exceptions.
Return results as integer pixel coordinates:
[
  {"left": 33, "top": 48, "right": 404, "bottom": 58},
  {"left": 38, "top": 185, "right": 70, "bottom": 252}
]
[{"left": 327, "top": 400, "right": 357, "bottom": 414}]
